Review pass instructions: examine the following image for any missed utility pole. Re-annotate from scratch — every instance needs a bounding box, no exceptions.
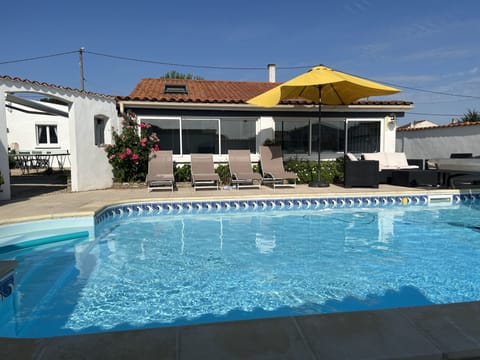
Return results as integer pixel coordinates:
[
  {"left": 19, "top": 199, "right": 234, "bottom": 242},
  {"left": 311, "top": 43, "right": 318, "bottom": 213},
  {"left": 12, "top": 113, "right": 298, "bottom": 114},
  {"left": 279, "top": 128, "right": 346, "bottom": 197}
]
[{"left": 79, "top": 47, "right": 85, "bottom": 91}]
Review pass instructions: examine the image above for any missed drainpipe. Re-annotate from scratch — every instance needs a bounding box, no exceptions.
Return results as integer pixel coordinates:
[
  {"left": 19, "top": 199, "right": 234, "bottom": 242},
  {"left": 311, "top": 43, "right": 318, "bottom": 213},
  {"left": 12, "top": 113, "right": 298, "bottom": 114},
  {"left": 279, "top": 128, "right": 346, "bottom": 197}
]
[{"left": 268, "top": 64, "right": 276, "bottom": 82}]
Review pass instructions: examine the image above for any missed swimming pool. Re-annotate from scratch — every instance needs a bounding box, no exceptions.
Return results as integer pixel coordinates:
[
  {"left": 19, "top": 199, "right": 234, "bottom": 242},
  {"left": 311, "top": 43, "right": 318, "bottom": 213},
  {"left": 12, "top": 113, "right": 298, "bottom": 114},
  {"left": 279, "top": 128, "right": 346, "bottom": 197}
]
[{"left": 1, "top": 194, "right": 480, "bottom": 338}]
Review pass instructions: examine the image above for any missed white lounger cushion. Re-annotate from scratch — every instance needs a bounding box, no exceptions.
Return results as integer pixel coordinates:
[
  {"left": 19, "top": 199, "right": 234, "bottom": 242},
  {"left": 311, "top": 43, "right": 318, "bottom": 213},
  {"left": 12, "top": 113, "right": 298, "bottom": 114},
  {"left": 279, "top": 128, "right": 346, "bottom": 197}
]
[{"left": 363, "top": 152, "right": 418, "bottom": 171}]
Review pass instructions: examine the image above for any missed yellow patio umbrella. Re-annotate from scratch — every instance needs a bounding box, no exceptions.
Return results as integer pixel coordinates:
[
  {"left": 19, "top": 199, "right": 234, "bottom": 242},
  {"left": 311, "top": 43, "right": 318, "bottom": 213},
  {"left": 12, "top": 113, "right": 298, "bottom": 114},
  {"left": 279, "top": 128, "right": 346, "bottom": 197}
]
[{"left": 247, "top": 65, "right": 401, "bottom": 187}]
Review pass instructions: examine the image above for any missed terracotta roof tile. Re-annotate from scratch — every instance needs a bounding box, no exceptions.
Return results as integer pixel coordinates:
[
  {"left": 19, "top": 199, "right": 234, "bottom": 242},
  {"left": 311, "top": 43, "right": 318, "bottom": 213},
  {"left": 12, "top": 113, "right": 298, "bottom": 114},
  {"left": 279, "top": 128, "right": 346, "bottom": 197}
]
[
  {"left": 117, "top": 78, "right": 412, "bottom": 106},
  {"left": 0, "top": 74, "right": 114, "bottom": 99},
  {"left": 397, "top": 121, "right": 480, "bottom": 131}
]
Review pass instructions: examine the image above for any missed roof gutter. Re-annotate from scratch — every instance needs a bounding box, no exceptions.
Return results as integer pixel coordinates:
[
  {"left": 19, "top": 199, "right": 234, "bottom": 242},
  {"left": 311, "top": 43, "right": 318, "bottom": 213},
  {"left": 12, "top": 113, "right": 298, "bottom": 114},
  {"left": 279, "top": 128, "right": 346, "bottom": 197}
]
[{"left": 117, "top": 100, "right": 413, "bottom": 113}]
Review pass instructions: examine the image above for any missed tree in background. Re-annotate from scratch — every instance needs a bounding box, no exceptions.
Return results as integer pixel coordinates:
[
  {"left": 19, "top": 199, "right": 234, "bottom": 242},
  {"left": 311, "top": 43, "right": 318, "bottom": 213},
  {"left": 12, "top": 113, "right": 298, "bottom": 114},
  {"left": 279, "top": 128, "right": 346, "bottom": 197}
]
[
  {"left": 461, "top": 109, "right": 480, "bottom": 122},
  {"left": 161, "top": 70, "right": 204, "bottom": 80}
]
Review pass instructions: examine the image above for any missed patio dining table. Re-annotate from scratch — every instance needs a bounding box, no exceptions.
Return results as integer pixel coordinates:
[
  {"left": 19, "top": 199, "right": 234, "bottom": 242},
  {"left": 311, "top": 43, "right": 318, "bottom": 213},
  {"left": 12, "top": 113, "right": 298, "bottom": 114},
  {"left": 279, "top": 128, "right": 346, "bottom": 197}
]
[{"left": 12, "top": 151, "right": 70, "bottom": 174}]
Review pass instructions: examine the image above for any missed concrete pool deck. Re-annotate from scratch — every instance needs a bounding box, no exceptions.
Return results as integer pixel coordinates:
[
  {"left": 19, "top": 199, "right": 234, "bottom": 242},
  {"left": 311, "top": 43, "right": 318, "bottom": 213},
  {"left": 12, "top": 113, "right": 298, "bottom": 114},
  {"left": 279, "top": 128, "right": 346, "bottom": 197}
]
[{"left": 1, "top": 179, "right": 480, "bottom": 359}]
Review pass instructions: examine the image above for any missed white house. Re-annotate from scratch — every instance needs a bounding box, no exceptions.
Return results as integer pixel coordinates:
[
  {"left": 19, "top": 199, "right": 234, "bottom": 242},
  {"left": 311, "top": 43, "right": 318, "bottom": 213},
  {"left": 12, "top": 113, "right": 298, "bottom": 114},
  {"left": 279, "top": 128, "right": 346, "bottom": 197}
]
[
  {"left": 0, "top": 75, "right": 120, "bottom": 200},
  {"left": 1, "top": 70, "right": 413, "bottom": 201},
  {"left": 117, "top": 77, "right": 413, "bottom": 164},
  {"left": 6, "top": 99, "right": 71, "bottom": 168}
]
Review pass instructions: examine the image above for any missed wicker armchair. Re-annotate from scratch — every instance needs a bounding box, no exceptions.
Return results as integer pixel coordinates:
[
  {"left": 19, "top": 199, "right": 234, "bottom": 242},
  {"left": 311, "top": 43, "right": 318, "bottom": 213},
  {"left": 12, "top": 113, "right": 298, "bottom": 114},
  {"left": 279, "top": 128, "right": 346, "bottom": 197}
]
[{"left": 344, "top": 155, "right": 379, "bottom": 188}]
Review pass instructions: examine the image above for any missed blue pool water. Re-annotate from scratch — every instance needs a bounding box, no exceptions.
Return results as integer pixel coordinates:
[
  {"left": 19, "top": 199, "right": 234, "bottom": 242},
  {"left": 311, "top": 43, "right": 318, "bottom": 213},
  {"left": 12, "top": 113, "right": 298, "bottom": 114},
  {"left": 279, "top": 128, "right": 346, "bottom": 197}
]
[{"left": 1, "top": 202, "right": 480, "bottom": 338}]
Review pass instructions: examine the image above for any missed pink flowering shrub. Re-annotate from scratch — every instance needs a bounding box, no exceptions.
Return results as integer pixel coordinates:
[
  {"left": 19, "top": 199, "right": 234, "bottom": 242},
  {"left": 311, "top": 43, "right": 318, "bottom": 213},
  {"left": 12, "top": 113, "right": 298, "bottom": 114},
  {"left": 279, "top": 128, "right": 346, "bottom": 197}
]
[{"left": 105, "top": 111, "right": 160, "bottom": 182}]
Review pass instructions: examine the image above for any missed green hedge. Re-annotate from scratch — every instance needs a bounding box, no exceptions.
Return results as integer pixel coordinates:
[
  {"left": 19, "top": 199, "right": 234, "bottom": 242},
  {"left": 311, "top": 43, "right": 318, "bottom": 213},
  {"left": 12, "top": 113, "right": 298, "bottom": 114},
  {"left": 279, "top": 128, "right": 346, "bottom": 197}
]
[
  {"left": 284, "top": 157, "right": 344, "bottom": 184},
  {"left": 173, "top": 157, "right": 345, "bottom": 185},
  {"left": 173, "top": 163, "right": 244, "bottom": 184}
]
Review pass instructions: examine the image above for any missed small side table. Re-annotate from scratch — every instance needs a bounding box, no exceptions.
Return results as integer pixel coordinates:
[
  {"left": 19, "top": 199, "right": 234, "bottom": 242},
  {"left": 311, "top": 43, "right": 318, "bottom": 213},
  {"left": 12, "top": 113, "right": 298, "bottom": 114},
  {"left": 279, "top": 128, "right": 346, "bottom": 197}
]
[{"left": 391, "top": 169, "right": 440, "bottom": 187}]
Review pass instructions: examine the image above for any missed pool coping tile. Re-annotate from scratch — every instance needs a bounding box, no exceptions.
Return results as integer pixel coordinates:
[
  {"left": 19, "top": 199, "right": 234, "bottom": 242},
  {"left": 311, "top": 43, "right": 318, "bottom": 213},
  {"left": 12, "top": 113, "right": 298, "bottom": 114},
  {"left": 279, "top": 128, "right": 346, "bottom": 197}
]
[
  {"left": 397, "top": 301, "right": 480, "bottom": 358},
  {"left": 295, "top": 309, "right": 443, "bottom": 360}
]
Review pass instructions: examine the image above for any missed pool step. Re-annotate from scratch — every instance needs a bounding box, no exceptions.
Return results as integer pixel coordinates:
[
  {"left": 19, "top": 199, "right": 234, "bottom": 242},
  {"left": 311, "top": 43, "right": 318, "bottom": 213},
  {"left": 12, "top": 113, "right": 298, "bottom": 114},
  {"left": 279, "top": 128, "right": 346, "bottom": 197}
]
[
  {"left": 0, "top": 260, "right": 16, "bottom": 301},
  {"left": 9, "top": 238, "right": 97, "bottom": 337},
  {"left": 0, "top": 231, "right": 89, "bottom": 254}
]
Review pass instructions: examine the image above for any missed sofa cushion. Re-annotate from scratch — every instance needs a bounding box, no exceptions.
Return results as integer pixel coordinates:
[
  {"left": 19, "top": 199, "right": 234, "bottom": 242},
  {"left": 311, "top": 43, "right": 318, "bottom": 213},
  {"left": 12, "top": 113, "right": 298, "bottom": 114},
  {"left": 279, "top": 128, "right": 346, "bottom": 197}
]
[
  {"left": 345, "top": 152, "right": 358, "bottom": 161},
  {"left": 386, "top": 152, "right": 409, "bottom": 168},
  {"left": 363, "top": 153, "right": 385, "bottom": 170},
  {"left": 363, "top": 152, "right": 419, "bottom": 170}
]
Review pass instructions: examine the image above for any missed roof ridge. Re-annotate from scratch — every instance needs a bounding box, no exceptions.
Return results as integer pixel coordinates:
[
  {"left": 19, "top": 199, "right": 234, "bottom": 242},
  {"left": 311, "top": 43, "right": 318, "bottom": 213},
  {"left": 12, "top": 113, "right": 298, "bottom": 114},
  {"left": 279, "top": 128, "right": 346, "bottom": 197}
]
[
  {"left": 0, "top": 74, "right": 115, "bottom": 99},
  {"left": 397, "top": 121, "right": 480, "bottom": 131},
  {"left": 139, "top": 78, "right": 282, "bottom": 85}
]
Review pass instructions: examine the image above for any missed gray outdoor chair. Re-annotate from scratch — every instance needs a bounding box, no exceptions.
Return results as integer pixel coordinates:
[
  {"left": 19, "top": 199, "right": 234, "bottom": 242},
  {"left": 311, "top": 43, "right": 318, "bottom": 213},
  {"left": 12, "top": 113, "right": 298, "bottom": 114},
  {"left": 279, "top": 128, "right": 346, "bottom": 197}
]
[
  {"left": 190, "top": 153, "right": 220, "bottom": 191},
  {"left": 146, "top": 150, "right": 175, "bottom": 192},
  {"left": 228, "top": 150, "right": 262, "bottom": 189},
  {"left": 259, "top": 146, "right": 297, "bottom": 189}
]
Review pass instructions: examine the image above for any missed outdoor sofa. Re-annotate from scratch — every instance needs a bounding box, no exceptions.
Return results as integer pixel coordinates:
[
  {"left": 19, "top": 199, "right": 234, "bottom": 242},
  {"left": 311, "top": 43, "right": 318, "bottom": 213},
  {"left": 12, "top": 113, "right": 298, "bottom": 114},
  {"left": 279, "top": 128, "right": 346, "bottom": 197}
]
[{"left": 362, "top": 152, "right": 419, "bottom": 184}]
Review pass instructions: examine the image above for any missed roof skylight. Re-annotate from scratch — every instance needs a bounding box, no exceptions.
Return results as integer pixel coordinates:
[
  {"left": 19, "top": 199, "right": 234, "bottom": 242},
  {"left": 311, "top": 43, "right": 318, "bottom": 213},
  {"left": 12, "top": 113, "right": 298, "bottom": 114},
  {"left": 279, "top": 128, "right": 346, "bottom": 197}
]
[{"left": 164, "top": 84, "right": 188, "bottom": 94}]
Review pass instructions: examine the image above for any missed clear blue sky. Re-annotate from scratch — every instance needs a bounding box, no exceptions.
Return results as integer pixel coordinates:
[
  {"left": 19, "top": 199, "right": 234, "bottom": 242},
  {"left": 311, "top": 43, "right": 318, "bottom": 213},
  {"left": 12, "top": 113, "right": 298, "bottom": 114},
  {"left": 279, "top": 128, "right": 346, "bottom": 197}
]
[{"left": 2, "top": 0, "right": 479, "bottom": 125}]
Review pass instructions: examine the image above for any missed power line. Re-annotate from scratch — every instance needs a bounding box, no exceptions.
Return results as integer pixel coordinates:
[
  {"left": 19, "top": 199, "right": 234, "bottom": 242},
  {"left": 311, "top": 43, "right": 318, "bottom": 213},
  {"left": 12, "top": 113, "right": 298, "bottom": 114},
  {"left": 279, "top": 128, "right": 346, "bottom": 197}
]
[
  {"left": 85, "top": 50, "right": 268, "bottom": 70},
  {"left": 0, "top": 50, "right": 78, "bottom": 65},
  {"left": 383, "top": 82, "right": 480, "bottom": 100},
  {"left": 1, "top": 49, "right": 479, "bottom": 103},
  {"left": 85, "top": 50, "right": 312, "bottom": 71}
]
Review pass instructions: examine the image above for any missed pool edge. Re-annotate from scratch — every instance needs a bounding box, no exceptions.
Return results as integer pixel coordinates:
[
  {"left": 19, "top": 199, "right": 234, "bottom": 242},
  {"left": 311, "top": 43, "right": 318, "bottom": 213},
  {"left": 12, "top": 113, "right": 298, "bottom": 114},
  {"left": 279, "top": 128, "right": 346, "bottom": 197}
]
[{"left": 1, "top": 301, "right": 480, "bottom": 359}]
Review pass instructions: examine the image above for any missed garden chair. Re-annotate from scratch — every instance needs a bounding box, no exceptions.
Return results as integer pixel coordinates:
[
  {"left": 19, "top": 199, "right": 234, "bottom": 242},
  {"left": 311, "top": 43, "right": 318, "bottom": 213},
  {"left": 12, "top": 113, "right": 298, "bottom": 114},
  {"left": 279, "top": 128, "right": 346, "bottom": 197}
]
[
  {"left": 228, "top": 150, "right": 262, "bottom": 189},
  {"left": 259, "top": 146, "right": 297, "bottom": 189},
  {"left": 146, "top": 150, "right": 175, "bottom": 192},
  {"left": 190, "top": 154, "right": 220, "bottom": 191}
]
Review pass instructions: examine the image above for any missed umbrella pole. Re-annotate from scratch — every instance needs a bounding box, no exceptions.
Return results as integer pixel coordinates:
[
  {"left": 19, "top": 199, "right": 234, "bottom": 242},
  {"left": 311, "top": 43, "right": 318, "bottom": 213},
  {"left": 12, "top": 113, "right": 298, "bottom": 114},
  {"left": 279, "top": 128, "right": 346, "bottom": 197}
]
[{"left": 309, "top": 86, "right": 329, "bottom": 188}]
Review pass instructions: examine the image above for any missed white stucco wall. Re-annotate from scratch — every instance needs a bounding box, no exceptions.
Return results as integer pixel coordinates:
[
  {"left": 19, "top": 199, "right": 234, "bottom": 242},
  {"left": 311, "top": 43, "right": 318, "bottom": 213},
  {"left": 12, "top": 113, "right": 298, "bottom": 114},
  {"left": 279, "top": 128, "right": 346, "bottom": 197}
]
[
  {"left": 383, "top": 115, "right": 397, "bottom": 153},
  {"left": 0, "top": 77, "right": 120, "bottom": 199},
  {"left": 257, "top": 116, "right": 275, "bottom": 151},
  {"left": 69, "top": 96, "right": 118, "bottom": 192},
  {"left": 0, "top": 86, "right": 10, "bottom": 200},
  {"left": 396, "top": 123, "right": 480, "bottom": 159}
]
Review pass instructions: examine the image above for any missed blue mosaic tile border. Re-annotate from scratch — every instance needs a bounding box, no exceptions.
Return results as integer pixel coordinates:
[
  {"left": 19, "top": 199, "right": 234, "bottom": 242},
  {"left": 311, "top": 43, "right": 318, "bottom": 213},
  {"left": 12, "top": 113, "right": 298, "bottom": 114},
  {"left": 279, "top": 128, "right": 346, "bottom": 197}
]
[
  {"left": 0, "top": 272, "right": 14, "bottom": 301},
  {"left": 94, "top": 193, "right": 480, "bottom": 231}
]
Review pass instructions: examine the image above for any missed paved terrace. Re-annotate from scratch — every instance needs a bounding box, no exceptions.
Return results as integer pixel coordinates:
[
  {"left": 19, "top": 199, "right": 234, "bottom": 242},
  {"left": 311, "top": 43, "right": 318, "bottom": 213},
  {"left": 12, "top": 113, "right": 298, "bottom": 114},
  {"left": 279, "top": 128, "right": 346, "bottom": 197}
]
[{"left": 1, "top": 176, "right": 480, "bottom": 359}]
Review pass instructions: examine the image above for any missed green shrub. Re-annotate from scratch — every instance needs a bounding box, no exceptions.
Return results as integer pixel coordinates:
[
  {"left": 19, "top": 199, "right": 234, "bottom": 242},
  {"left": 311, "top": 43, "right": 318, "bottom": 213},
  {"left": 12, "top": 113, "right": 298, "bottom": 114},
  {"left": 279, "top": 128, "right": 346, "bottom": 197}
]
[
  {"left": 284, "top": 157, "right": 344, "bottom": 184},
  {"left": 8, "top": 155, "right": 16, "bottom": 169},
  {"left": 105, "top": 111, "right": 160, "bottom": 183},
  {"left": 0, "top": 170, "right": 4, "bottom": 187},
  {"left": 215, "top": 164, "right": 231, "bottom": 185},
  {"left": 174, "top": 164, "right": 191, "bottom": 183}
]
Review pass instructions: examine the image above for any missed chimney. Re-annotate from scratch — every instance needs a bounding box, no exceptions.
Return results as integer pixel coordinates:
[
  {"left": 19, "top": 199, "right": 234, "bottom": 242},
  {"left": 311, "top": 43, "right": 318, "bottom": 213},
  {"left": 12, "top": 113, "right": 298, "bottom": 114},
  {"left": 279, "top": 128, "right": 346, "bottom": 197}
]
[{"left": 268, "top": 64, "right": 276, "bottom": 82}]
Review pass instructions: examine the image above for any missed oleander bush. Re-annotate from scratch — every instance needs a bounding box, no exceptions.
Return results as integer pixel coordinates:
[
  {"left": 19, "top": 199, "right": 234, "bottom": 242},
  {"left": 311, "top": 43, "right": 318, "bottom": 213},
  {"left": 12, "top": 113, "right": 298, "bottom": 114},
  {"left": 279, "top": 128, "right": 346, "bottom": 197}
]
[{"left": 105, "top": 111, "right": 160, "bottom": 183}]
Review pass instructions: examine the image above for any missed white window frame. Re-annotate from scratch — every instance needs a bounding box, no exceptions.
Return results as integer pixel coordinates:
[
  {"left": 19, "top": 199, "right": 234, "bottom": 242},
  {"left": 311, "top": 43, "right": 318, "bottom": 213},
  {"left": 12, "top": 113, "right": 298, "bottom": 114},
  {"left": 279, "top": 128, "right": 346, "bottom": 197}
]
[
  {"left": 35, "top": 124, "right": 58, "bottom": 146},
  {"left": 94, "top": 115, "right": 109, "bottom": 146}
]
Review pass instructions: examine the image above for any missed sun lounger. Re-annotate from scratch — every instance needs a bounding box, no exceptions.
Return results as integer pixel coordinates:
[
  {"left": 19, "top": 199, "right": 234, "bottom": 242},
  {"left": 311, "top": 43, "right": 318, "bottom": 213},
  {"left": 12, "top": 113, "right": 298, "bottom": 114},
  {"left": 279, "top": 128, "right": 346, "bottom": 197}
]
[
  {"left": 146, "top": 150, "right": 175, "bottom": 192},
  {"left": 190, "top": 154, "right": 220, "bottom": 191},
  {"left": 228, "top": 150, "right": 262, "bottom": 189},
  {"left": 259, "top": 146, "right": 297, "bottom": 189}
]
